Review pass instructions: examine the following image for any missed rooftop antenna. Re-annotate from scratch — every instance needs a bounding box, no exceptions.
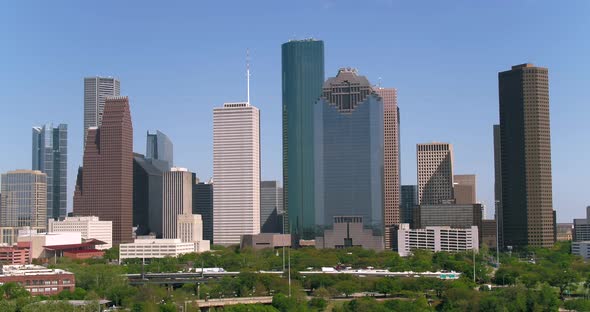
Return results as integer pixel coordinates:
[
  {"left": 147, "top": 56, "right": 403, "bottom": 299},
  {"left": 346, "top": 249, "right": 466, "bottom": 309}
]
[{"left": 246, "top": 49, "right": 251, "bottom": 105}]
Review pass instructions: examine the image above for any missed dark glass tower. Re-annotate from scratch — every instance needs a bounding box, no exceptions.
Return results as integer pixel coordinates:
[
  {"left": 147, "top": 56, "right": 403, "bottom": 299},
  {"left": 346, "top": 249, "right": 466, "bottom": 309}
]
[
  {"left": 282, "top": 39, "right": 324, "bottom": 240},
  {"left": 32, "top": 123, "right": 67, "bottom": 220},
  {"left": 133, "top": 153, "right": 164, "bottom": 237},
  {"left": 192, "top": 179, "right": 213, "bottom": 242},
  {"left": 499, "top": 64, "right": 554, "bottom": 248},
  {"left": 146, "top": 130, "right": 173, "bottom": 170},
  {"left": 400, "top": 185, "right": 417, "bottom": 225}
]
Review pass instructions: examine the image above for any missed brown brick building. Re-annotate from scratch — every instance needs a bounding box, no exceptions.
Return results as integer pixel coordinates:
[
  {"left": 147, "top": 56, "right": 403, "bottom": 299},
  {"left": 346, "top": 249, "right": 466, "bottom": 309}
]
[
  {"left": 0, "top": 265, "right": 75, "bottom": 296},
  {"left": 74, "top": 96, "right": 133, "bottom": 246}
]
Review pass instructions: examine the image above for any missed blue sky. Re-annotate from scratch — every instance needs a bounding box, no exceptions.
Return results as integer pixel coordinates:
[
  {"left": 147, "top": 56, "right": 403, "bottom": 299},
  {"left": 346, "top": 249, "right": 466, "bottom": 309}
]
[{"left": 1, "top": 1, "right": 588, "bottom": 221}]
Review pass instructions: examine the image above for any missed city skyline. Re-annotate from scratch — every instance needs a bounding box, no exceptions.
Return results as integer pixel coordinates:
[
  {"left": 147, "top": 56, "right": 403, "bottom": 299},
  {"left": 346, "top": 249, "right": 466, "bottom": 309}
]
[{"left": 1, "top": 2, "right": 589, "bottom": 222}]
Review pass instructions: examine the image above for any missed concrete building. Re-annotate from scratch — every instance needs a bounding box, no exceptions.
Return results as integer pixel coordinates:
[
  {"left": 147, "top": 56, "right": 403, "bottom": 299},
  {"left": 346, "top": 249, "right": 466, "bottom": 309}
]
[
  {"left": 315, "top": 216, "right": 384, "bottom": 251},
  {"left": 0, "top": 242, "right": 31, "bottom": 265},
  {"left": 574, "top": 207, "right": 590, "bottom": 241},
  {"left": 47, "top": 216, "right": 112, "bottom": 250},
  {"left": 413, "top": 204, "right": 483, "bottom": 230},
  {"left": 0, "top": 265, "right": 75, "bottom": 296},
  {"left": 572, "top": 241, "right": 590, "bottom": 260},
  {"left": 499, "top": 64, "right": 554, "bottom": 248},
  {"left": 177, "top": 213, "right": 210, "bottom": 252},
  {"left": 133, "top": 153, "right": 164, "bottom": 237},
  {"left": 282, "top": 39, "right": 325, "bottom": 240},
  {"left": 213, "top": 102, "right": 260, "bottom": 246},
  {"left": 260, "top": 181, "right": 283, "bottom": 233},
  {"left": 74, "top": 96, "right": 133, "bottom": 246},
  {"left": 453, "top": 174, "right": 476, "bottom": 205},
  {"left": 119, "top": 238, "right": 195, "bottom": 260},
  {"left": 163, "top": 168, "right": 193, "bottom": 239},
  {"left": 32, "top": 123, "right": 68, "bottom": 220},
  {"left": 83, "top": 77, "right": 120, "bottom": 146},
  {"left": 240, "top": 233, "right": 291, "bottom": 250},
  {"left": 556, "top": 223, "right": 573, "bottom": 241},
  {"left": 17, "top": 231, "right": 81, "bottom": 259},
  {"left": 0, "top": 170, "right": 47, "bottom": 245},
  {"left": 192, "top": 180, "right": 213, "bottom": 242},
  {"left": 401, "top": 185, "right": 418, "bottom": 225},
  {"left": 481, "top": 219, "right": 497, "bottom": 249},
  {"left": 146, "top": 130, "right": 174, "bottom": 170},
  {"left": 417, "top": 143, "right": 454, "bottom": 205},
  {"left": 396, "top": 224, "right": 479, "bottom": 257}
]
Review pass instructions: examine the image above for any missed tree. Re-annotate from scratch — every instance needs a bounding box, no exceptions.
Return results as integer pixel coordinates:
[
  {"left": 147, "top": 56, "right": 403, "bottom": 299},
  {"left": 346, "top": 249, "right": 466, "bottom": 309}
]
[
  {"left": 548, "top": 269, "right": 578, "bottom": 299},
  {"left": 308, "top": 297, "right": 327, "bottom": 311},
  {"left": 374, "top": 278, "right": 400, "bottom": 297},
  {"left": 335, "top": 280, "right": 359, "bottom": 298}
]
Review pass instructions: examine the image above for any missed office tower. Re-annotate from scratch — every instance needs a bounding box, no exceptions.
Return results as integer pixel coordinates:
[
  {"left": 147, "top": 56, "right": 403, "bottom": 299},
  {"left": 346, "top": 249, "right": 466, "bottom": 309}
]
[
  {"left": 0, "top": 170, "right": 47, "bottom": 244},
  {"left": 133, "top": 153, "right": 164, "bottom": 237},
  {"left": 417, "top": 143, "right": 454, "bottom": 205},
  {"left": 48, "top": 216, "right": 113, "bottom": 250},
  {"left": 401, "top": 185, "right": 418, "bottom": 225},
  {"left": 414, "top": 203, "right": 483, "bottom": 244},
  {"left": 499, "top": 63, "right": 554, "bottom": 248},
  {"left": 453, "top": 174, "right": 476, "bottom": 205},
  {"left": 314, "top": 68, "right": 385, "bottom": 243},
  {"left": 193, "top": 180, "right": 213, "bottom": 242},
  {"left": 74, "top": 96, "right": 133, "bottom": 246},
  {"left": 213, "top": 102, "right": 260, "bottom": 246},
  {"left": 260, "top": 181, "right": 283, "bottom": 233},
  {"left": 146, "top": 130, "right": 174, "bottom": 170},
  {"left": 162, "top": 168, "right": 193, "bottom": 238},
  {"left": 282, "top": 39, "right": 324, "bottom": 240},
  {"left": 573, "top": 207, "right": 590, "bottom": 241},
  {"left": 493, "top": 124, "right": 503, "bottom": 247},
  {"left": 83, "top": 77, "right": 120, "bottom": 145},
  {"left": 374, "top": 87, "right": 401, "bottom": 249},
  {"left": 32, "top": 123, "right": 68, "bottom": 220}
]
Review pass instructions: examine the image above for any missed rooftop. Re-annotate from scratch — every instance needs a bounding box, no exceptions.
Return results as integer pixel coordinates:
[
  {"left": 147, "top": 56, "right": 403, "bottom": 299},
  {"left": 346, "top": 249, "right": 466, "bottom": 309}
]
[{"left": 0, "top": 265, "right": 73, "bottom": 277}]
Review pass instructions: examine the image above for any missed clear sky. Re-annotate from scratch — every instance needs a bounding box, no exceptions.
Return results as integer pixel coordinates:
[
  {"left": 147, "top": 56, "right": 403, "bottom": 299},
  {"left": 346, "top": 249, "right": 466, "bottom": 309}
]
[{"left": 1, "top": 1, "right": 588, "bottom": 222}]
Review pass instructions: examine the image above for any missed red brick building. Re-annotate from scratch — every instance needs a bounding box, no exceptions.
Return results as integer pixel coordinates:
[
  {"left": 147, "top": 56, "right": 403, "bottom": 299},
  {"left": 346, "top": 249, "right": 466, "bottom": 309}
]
[
  {"left": 74, "top": 96, "right": 133, "bottom": 246},
  {"left": 0, "top": 242, "right": 31, "bottom": 265},
  {"left": 0, "top": 265, "right": 75, "bottom": 296}
]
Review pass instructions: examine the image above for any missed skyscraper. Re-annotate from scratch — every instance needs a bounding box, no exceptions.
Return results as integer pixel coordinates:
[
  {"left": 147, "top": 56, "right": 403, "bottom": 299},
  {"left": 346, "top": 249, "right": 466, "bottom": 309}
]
[
  {"left": 146, "top": 130, "right": 174, "bottom": 170},
  {"left": 313, "top": 68, "right": 385, "bottom": 241},
  {"left": 0, "top": 170, "right": 47, "bottom": 244},
  {"left": 32, "top": 123, "right": 67, "bottom": 220},
  {"left": 163, "top": 167, "right": 193, "bottom": 239},
  {"left": 499, "top": 63, "right": 554, "bottom": 248},
  {"left": 493, "top": 124, "right": 503, "bottom": 247},
  {"left": 282, "top": 39, "right": 324, "bottom": 240},
  {"left": 417, "top": 143, "right": 454, "bottom": 205},
  {"left": 74, "top": 96, "right": 133, "bottom": 246},
  {"left": 133, "top": 153, "right": 164, "bottom": 237},
  {"left": 374, "top": 87, "right": 401, "bottom": 249},
  {"left": 192, "top": 179, "right": 213, "bottom": 242},
  {"left": 400, "top": 185, "right": 418, "bottom": 225},
  {"left": 260, "top": 181, "right": 283, "bottom": 233},
  {"left": 83, "top": 77, "right": 120, "bottom": 146},
  {"left": 213, "top": 102, "right": 260, "bottom": 246},
  {"left": 453, "top": 174, "right": 476, "bottom": 205}
]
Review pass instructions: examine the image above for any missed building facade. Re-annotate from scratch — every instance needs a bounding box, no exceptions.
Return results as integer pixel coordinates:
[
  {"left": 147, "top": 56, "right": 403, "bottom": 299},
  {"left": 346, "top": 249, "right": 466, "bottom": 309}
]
[
  {"left": 282, "top": 39, "right": 325, "bottom": 240},
  {"left": 213, "top": 102, "right": 260, "bottom": 245},
  {"left": 417, "top": 143, "right": 454, "bottom": 205},
  {"left": 493, "top": 124, "right": 503, "bottom": 248},
  {"left": 0, "top": 265, "right": 75, "bottom": 296},
  {"left": 396, "top": 224, "right": 479, "bottom": 257},
  {"left": 192, "top": 180, "right": 213, "bottom": 242},
  {"left": 314, "top": 68, "right": 385, "bottom": 239},
  {"left": 260, "top": 181, "right": 283, "bottom": 233},
  {"left": 481, "top": 219, "right": 498, "bottom": 249},
  {"left": 0, "top": 170, "right": 47, "bottom": 244},
  {"left": 32, "top": 123, "right": 67, "bottom": 220},
  {"left": 146, "top": 130, "right": 173, "bottom": 170},
  {"left": 453, "top": 174, "right": 476, "bottom": 205},
  {"left": 574, "top": 207, "right": 590, "bottom": 241},
  {"left": 240, "top": 233, "right": 291, "bottom": 250},
  {"left": 74, "top": 96, "right": 133, "bottom": 246},
  {"left": 119, "top": 238, "right": 195, "bottom": 260},
  {"left": 413, "top": 204, "right": 483, "bottom": 231},
  {"left": 315, "top": 216, "right": 384, "bottom": 251},
  {"left": 163, "top": 168, "right": 193, "bottom": 239},
  {"left": 401, "top": 185, "right": 418, "bottom": 225},
  {"left": 176, "top": 213, "right": 210, "bottom": 252},
  {"left": 499, "top": 64, "right": 554, "bottom": 248},
  {"left": 83, "top": 77, "right": 120, "bottom": 146},
  {"left": 133, "top": 153, "right": 164, "bottom": 237},
  {"left": 47, "top": 216, "right": 112, "bottom": 250},
  {"left": 0, "top": 242, "right": 31, "bottom": 265}
]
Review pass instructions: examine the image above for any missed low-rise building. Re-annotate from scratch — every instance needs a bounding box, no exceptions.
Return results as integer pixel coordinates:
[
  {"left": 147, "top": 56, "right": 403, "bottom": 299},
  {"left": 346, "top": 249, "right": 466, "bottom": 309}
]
[
  {"left": 0, "top": 241, "right": 31, "bottom": 265},
  {"left": 48, "top": 216, "right": 112, "bottom": 250},
  {"left": 396, "top": 223, "right": 479, "bottom": 257},
  {"left": 0, "top": 265, "right": 75, "bottom": 296},
  {"left": 240, "top": 233, "right": 291, "bottom": 250},
  {"left": 17, "top": 231, "right": 81, "bottom": 259},
  {"left": 119, "top": 238, "right": 195, "bottom": 260},
  {"left": 572, "top": 241, "right": 590, "bottom": 259},
  {"left": 316, "top": 216, "right": 384, "bottom": 251}
]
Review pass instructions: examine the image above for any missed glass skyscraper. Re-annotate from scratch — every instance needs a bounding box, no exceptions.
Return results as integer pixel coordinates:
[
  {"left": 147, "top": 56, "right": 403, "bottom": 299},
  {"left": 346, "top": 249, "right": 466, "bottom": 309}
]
[
  {"left": 282, "top": 39, "right": 324, "bottom": 240},
  {"left": 146, "top": 130, "right": 174, "bottom": 170},
  {"left": 32, "top": 123, "right": 67, "bottom": 220},
  {"left": 314, "top": 68, "right": 384, "bottom": 235},
  {"left": 401, "top": 185, "right": 418, "bottom": 225},
  {"left": 83, "top": 77, "right": 120, "bottom": 146}
]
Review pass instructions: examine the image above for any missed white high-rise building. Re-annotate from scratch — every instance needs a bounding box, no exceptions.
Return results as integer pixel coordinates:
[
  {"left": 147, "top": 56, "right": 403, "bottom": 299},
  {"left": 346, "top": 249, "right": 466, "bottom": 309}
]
[
  {"left": 213, "top": 102, "right": 260, "bottom": 245},
  {"left": 83, "top": 77, "right": 120, "bottom": 145},
  {"left": 417, "top": 143, "right": 454, "bottom": 205},
  {"left": 47, "top": 216, "right": 112, "bottom": 250},
  {"left": 163, "top": 168, "right": 193, "bottom": 239}
]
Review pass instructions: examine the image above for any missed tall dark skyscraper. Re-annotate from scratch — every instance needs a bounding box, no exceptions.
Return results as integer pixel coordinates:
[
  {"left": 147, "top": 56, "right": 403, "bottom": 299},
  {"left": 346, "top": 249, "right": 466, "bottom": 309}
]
[
  {"left": 74, "top": 96, "right": 133, "bottom": 246},
  {"left": 133, "top": 153, "right": 164, "bottom": 237},
  {"left": 146, "top": 130, "right": 174, "bottom": 170},
  {"left": 313, "top": 68, "right": 386, "bottom": 239},
  {"left": 192, "top": 179, "right": 213, "bottom": 242},
  {"left": 32, "top": 123, "right": 67, "bottom": 220},
  {"left": 400, "top": 185, "right": 417, "bottom": 225},
  {"left": 282, "top": 39, "right": 324, "bottom": 240},
  {"left": 499, "top": 63, "right": 554, "bottom": 248},
  {"left": 493, "top": 124, "right": 503, "bottom": 247}
]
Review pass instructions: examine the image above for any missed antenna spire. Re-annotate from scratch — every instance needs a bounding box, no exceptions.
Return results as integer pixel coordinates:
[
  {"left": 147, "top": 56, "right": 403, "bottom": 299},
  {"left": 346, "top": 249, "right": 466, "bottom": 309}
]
[{"left": 246, "top": 49, "right": 250, "bottom": 105}]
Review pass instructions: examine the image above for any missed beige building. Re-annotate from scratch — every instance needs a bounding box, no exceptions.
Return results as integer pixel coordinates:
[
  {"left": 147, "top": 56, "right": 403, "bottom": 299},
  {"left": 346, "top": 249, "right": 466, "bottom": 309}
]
[
  {"left": 315, "top": 216, "right": 384, "bottom": 251},
  {"left": 47, "top": 216, "right": 112, "bottom": 250},
  {"left": 177, "top": 214, "right": 210, "bottom": 253},
  {"left": 163, "top": 168, "right": 193, "bottom": 239},
  {"left": 453, "top": 174, "right": 476, "bottom": 205},
  {"left": 240, "top": 233, "right": 291, "bottom": 250},
  {"left": 119, "top": 238, "right": 195, "bottom": 260},
  {"left": 417, "top": 143, "right": 454, "bottom": 205}
]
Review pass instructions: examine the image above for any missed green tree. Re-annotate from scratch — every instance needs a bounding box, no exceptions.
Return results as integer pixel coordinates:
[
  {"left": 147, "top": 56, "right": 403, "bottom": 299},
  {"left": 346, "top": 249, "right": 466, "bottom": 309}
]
[
  {"left": 335, "top": 280, "right": 359, "bottom": 298},
  {"left": 374, "top": 278, "right": 400, "bottom": 297}
]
